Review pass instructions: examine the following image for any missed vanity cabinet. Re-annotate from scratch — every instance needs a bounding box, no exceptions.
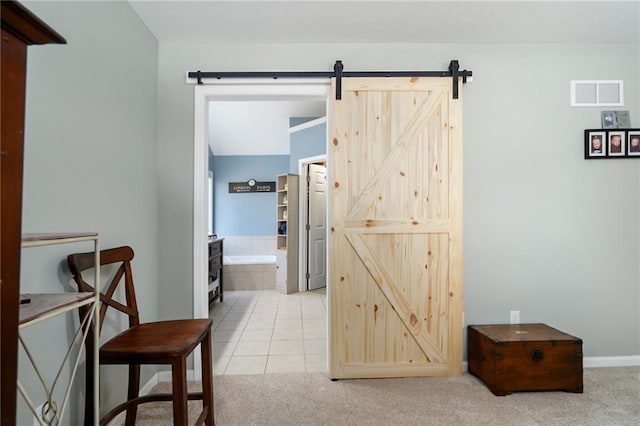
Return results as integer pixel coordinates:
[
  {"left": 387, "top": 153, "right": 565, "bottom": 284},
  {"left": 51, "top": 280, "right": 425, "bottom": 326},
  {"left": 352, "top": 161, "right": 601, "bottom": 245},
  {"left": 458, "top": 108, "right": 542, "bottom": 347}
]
[{"left": 208, "top": 237, "right": 224, "bottom": 304}]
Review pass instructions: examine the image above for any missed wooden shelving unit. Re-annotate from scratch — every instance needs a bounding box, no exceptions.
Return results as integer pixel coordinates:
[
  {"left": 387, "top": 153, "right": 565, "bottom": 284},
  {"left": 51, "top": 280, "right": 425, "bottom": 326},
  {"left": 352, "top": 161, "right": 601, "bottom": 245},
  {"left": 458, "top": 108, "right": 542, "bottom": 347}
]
[
  {"left": 19, "top": 293, "right": 94, "bottom": 326},
  {"left": 19, "top": 233, "right": 100, "bottom": 425},
  {"left": 276, "top": 174, "right": 299, "bottom": 294}
]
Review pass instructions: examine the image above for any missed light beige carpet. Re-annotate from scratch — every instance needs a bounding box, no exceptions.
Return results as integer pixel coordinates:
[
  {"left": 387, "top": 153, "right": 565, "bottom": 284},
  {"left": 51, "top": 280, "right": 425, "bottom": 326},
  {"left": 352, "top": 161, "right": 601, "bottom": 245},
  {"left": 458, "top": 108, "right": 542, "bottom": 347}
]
[{"left": 133, "top": 367, "right": 639, "bottom": 425}]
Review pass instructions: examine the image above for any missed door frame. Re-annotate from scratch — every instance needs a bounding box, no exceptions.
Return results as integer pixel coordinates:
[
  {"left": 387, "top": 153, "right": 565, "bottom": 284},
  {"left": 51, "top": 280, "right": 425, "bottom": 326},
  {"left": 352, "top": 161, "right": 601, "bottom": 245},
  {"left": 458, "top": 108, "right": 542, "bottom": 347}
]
[
  {"left": 297, "top": 153, "right": 328, "bottom": 292},
  {"left": 192, "top": 81, "right": 330, "bottom": 375}
]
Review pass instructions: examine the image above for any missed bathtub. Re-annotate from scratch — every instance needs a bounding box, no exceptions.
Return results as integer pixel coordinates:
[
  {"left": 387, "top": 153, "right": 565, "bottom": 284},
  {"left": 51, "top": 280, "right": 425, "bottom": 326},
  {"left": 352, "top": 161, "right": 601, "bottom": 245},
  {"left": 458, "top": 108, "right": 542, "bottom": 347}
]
[
  {"left": 222, "top": 255, "right": 276, "bottom": 290},
  {"left": 223, "top": 255, "right": 276, "bottom": 265}
]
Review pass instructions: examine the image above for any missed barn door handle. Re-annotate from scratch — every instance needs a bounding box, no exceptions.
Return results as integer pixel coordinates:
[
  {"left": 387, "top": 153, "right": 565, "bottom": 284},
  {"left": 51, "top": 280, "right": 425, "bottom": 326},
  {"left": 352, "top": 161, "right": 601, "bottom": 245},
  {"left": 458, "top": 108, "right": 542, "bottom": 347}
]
[{"left": 531, "top": 348, "right": 544, "bottom": 362}]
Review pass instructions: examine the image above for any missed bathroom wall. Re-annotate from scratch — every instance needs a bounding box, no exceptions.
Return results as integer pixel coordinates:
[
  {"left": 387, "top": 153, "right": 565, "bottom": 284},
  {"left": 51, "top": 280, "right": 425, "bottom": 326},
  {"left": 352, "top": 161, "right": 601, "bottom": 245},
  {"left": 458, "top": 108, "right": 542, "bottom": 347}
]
[
  {"left": 211, "top": 154, "right": 288, "bottom": 236},
  {"left": 289, "top": 120, "right": 327, "bottom": 172},
  {"left": 223, "top": 236, "right": 276, "bottom": 256}
]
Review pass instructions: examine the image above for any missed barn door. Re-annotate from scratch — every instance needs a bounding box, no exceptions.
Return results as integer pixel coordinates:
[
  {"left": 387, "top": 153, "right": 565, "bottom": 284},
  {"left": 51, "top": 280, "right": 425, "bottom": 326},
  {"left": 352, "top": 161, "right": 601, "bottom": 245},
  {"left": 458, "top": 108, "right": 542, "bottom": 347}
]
[{"left": 329, "top": 77, "right": 463, "bottom": 378}]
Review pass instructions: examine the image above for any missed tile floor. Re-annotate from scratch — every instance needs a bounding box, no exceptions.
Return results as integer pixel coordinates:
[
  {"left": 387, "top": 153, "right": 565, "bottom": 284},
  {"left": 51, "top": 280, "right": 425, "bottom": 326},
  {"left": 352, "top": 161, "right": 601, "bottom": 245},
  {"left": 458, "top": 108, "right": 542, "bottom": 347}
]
[{"left": 209, "top": 289, "right": 327, "bottom": 375}]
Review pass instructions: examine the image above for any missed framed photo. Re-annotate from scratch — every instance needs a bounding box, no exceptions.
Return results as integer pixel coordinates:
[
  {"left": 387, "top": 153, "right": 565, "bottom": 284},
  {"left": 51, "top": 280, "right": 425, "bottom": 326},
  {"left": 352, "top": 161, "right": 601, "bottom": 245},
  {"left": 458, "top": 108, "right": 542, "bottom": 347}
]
[
  {"left": 615, "top": 111, "right": 631, "bottom": 129},
  {"left": 601, "top": 111, "right": 616, "bottom": 128},
  {"left": 628, "top": 131, "right": 640, "bottom": 157},
  {"left": 608, "top": 131, "right": 625, "bottom": 156},
  {"left": 585, "top": 131, "right": 606, "bottom": 158}
]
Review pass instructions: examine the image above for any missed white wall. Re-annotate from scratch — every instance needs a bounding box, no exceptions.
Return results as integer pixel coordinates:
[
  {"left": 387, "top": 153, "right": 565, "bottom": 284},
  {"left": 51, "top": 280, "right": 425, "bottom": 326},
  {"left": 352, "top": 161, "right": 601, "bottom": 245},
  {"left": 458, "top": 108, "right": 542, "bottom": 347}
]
[
  {"left": 158, "top": 42, "right": 639, "bottom": 358},
  {"left": 20, "top": 1, "right": 158, "bottom": 423}
]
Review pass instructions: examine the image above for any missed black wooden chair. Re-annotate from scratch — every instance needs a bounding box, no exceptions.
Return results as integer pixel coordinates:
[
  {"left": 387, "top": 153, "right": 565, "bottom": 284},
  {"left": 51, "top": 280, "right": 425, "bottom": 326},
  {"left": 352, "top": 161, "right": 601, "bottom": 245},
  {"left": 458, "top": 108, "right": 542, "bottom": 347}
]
[{"left": 67, "top": 246, "right": 214, "bottom": 425}]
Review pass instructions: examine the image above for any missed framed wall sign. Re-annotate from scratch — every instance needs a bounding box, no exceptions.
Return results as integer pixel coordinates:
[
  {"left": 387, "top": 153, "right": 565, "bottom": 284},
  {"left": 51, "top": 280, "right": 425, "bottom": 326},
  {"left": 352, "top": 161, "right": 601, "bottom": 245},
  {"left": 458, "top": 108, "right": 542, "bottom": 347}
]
[{"left": 228, "top": 179, "right": 276, "bottom": 193}]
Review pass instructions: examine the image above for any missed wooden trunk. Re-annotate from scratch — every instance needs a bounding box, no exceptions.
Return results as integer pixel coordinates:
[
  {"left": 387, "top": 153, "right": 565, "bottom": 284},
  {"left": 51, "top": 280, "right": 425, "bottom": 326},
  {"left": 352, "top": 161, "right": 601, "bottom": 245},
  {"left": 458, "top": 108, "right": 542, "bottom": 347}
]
[{"left": 467, "top": 323, "right": 583, "bottom": 396}]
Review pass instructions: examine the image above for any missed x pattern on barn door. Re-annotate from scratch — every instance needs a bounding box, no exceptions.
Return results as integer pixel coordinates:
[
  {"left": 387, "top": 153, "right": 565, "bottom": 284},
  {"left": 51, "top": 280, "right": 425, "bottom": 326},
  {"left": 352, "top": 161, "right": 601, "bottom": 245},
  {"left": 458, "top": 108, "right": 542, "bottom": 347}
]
[{"left": 329, "top": 77, "right": 463, "bottom": 378}]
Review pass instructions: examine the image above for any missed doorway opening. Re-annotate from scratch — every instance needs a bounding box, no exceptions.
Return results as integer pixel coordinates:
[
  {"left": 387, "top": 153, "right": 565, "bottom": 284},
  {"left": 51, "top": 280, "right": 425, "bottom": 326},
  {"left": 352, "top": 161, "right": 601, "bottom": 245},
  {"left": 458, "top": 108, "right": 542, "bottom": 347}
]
[
  {"left": 297, "top": 153, "right": 327, "bottom": 293},
  {"left": 193, "top": 81, "right": 331, "bottom": 376}
]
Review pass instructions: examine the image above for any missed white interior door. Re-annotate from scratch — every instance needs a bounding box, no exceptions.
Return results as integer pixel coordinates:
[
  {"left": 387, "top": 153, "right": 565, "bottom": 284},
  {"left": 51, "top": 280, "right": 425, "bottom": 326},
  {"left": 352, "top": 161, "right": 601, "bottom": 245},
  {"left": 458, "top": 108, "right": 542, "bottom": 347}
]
[{"left": 307, "top": 163, "right": 327, "bottom": 290}]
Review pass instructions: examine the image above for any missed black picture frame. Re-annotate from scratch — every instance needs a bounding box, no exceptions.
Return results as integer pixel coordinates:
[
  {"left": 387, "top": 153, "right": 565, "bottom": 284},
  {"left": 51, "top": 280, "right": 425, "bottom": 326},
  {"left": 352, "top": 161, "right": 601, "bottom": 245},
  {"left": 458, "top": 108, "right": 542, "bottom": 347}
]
[
  {"left": 585, "top": 130, "right": 606, "bottom": 159},
  {"left": 608, "top": 131, "right": 625, "bottom": 157},
  {"left": 584, "top": 129, "right": 640, "bottom": 159},
  {"left": 629, "top": 131, "right": 640, "bottom": 157}
]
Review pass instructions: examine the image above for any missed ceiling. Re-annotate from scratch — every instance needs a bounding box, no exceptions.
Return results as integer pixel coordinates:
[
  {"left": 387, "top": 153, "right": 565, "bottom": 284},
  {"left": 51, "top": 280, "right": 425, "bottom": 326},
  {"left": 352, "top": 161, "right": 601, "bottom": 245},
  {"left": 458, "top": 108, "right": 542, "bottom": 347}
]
[
  {"left": 130, "top": 1, "right": 639, "bottom": 44},
  {"left": 209, "top": 100, "right": 326, "bottom": 155},
  {"left": 129, "top": 1, "right": 640, "bottom": 155}
]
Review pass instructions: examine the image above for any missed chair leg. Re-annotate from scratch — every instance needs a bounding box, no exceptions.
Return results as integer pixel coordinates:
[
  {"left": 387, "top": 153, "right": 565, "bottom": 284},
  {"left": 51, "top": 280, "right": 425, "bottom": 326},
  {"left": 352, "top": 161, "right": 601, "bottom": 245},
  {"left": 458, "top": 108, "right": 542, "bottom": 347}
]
[
  {"left": 172, "top": 356, "right": 189, "bottom": 425},
  {"left": 201, "top": 331, "right": 215, "bottom": 425},
  {"left": 125, "top": 364, "right": 140, "bottom": 426}
]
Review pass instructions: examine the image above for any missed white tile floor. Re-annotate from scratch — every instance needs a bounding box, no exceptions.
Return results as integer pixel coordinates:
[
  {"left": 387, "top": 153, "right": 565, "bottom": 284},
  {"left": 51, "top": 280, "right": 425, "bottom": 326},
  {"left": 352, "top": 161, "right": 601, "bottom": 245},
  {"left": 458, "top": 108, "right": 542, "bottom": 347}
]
[{"left": 209, "top": 289, "right": 327, "bottom": 375}]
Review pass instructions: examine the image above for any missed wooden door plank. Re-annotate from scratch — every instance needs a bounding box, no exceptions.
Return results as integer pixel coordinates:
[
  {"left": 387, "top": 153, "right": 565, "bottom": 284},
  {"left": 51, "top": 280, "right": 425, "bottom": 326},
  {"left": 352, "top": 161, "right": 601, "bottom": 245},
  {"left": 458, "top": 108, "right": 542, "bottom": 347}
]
[
  {"left": 345, "top": 90, "right": 446, "bottom": 222},
  {"left": 329, "top": 78, "right": 349, "bottom": 378},
  {"left": 345, "top": 231, "right": 446, "bottom": 363},
  {"left": 344, "top": 219, "right": 450, "bottom": 234},
  {"left": 341, "top": 77, "right": 451, "bottom": 92},
  {"left": 447, "top": 79, "right": 464, "bottom": 374},
  {"left": 341, "top": 362, "right": 450, "bottom": 378}
]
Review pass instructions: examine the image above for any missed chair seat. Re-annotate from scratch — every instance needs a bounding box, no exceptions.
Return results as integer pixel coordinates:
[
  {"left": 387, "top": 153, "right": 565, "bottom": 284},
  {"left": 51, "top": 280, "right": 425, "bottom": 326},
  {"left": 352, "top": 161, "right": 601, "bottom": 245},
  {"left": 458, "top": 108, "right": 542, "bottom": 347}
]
[{"left": 100, "top": 319, "right": 213, "bottom": 365}]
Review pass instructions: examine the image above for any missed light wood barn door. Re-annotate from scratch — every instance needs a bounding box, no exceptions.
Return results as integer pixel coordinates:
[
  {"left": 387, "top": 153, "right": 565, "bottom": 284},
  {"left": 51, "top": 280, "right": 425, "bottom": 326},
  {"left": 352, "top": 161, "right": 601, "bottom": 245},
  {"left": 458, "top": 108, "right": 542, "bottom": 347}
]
[{"left": 329, "top": 77, "right": 463, "bottom": 378}]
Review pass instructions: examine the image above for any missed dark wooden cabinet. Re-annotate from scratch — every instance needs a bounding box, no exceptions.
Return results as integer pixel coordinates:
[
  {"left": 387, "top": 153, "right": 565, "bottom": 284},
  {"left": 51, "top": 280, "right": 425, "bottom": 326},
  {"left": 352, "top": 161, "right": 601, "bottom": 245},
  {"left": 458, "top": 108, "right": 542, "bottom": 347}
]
[
  {"left": 1, "top": 2, "right": 65, "bottom": 424},
  {"left": 208, "top": 238, "right": 224, "bottom": 305}
]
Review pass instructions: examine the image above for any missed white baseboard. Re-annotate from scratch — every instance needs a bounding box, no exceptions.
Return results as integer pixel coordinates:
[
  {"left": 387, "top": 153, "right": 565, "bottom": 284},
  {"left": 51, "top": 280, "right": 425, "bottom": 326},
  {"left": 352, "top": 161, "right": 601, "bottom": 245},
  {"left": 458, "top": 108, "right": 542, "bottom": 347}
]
[
  {"left": 583, "top": 356, "right": 640, "bottom": 368},
  {"left": 156, "top": 369, "right": 198, "bottom": 383},
  {"left": 139, "top": 370, "right": 198, "bottom": 393},
  {"left": 139, "top": 372, "right": 160, "bottom": 395},
  {"left": 461, "top": 356, "right": 639, "bottom": 373}
]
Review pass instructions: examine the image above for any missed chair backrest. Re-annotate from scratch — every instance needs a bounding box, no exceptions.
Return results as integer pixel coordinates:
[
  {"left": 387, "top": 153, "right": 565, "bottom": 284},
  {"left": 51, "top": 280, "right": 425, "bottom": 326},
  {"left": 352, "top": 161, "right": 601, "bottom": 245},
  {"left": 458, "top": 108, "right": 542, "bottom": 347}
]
[{"left": 67, "top": 245, "right": 140, "bottom": 332}]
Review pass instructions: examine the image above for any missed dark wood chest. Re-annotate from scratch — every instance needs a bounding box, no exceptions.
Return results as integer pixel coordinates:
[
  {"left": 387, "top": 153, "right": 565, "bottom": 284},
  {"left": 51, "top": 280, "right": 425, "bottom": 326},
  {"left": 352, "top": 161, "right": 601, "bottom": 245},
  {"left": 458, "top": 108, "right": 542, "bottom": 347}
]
[{"left": 467, "top": 323, "right": 583, "bottom": 396}]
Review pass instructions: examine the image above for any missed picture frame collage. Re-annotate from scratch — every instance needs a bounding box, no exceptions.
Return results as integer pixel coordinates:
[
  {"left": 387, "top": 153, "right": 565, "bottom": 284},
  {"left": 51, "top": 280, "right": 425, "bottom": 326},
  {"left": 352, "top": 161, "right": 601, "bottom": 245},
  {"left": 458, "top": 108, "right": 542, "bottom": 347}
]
[{"left": 585, "top": 129, "right": 640, "bottom": 159}]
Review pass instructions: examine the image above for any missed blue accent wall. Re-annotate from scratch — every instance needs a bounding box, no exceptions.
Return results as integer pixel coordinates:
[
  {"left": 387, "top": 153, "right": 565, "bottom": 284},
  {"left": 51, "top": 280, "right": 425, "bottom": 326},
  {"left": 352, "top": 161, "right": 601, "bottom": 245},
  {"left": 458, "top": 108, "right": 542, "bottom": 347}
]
[
  {"left": 290, "top": 117, "right": 317, "bottom": 127},
  {"left": 212, "top": 155, "right": 289, "bottom": 236},
  {"left": 289, "top": 121, "right": 326, "bottom": 172}
]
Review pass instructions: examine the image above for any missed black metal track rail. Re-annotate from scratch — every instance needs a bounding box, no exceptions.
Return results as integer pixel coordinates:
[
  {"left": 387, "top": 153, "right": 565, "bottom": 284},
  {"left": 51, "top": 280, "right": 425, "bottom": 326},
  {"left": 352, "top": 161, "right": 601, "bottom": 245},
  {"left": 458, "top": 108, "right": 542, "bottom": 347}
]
[{"left": 188, "top": 60, "right": 472, "bottom": 100}]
